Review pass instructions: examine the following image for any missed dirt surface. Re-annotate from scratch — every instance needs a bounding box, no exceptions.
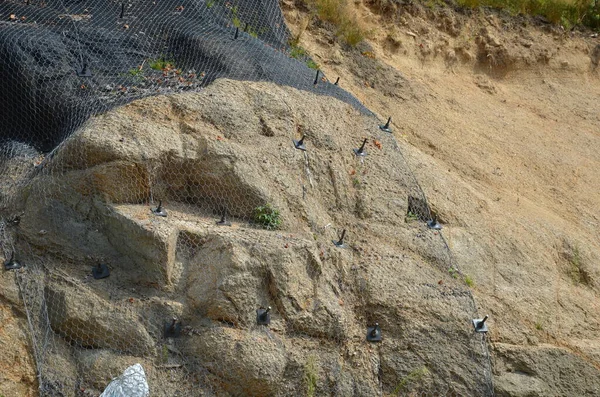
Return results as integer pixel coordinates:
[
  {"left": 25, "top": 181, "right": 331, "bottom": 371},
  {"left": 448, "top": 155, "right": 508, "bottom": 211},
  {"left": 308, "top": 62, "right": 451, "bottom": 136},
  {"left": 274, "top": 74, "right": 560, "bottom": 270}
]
[{"left": 283, "top": 1, "right": 600, "bottom": 395}]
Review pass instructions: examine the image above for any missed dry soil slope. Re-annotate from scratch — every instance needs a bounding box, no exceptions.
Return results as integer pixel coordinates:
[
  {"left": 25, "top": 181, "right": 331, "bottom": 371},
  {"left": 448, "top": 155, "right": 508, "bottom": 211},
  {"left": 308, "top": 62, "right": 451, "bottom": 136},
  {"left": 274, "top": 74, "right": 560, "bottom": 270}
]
[{"left": 284, "top": 1, "right": 600, "bottom": 396}]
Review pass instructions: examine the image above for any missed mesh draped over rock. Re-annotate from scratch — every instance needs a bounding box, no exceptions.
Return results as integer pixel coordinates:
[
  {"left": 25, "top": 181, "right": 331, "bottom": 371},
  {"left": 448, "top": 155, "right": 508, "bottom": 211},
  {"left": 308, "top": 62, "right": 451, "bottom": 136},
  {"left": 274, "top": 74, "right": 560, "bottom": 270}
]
[{"left": 0, "top": 0, "right": 369, "bottom": 152}]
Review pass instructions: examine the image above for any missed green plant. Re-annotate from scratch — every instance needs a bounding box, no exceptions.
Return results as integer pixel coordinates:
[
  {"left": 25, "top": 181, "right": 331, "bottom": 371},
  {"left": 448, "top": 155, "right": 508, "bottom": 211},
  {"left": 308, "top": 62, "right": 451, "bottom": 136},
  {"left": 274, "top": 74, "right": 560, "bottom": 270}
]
[
  {"left": 464, "top": 274, "right": 474, "bottom": 287},
  {"left": 306, "top": 59, "right": 320, "bottom": 69},
  {"left": 352, "top": 177, "right": 361, "bottom": 187},
  {"left": 456, "top": 0, "right": 599, "bottom": 30},
  {"left": 149, "top": 57, "right": 175, "bottom": 71},
  {"left": 405, "top": 211, "right": 418, "bottom": 222},
  {"left": 206, "top": 0, "right": 215, "bottom": 8},
  {"left": 392, "top": 366, "right": 429, "bottom": 394},
  {"left": 448, "top": 267, "right": 458, "bottom": 279},
  {"left": 126, "top": 67, "right": 145, "bottom": 81},
  {"left": 535, "top": 321, "right": 544, "bottom": 331},
  {"left": 304, "top": 355, "right": 319, "bottom": 397},
  {"left": 311, "top": 0, "right": 366, "bottom": 46},
  {"left": 290, "top": 45, "right": 307, "bottom": 59},
  {"left": 161, "top": 344, "right": 168, "bottom": 363},
  {"left": 253, "top": 203, "right": 282, "bottom": 230}
]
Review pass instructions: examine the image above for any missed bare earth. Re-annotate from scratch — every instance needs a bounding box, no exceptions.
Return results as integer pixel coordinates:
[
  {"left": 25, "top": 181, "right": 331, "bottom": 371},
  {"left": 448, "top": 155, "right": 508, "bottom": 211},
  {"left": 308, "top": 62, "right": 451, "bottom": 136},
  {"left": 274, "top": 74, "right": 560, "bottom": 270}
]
[{"left": 284, "top": 1, "right": 600, "bottom": 395}]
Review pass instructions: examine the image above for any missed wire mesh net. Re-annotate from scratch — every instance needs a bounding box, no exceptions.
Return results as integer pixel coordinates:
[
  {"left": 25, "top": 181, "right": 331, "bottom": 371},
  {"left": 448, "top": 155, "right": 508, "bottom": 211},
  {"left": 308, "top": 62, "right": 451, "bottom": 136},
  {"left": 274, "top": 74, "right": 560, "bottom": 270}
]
[{"left": 1, "top": 1, "right": 494, "bottom": 396}]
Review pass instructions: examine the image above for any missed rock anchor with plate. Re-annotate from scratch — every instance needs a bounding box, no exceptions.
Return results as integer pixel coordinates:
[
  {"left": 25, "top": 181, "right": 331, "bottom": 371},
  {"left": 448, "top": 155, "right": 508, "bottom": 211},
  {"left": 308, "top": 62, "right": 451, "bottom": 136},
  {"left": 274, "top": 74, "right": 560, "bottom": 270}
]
[
  {"left": 332, "top": 229, "right": 347, "bottom": 248},
  {"left": 164, "top": 318, "right": 182, "bottom": 338},
  {"left": 353, "top": 139, "right": 367, "bottom": 157},
  {"left": 293, "top": 135, "right": 307, "bottom": 151},
  {"left": 379, "top": 117, "right": 392, "bottom": 133},
  {"left": 427, "top": 217, "right": 442, "bottom": 230},
  {"left": 4, "top": 252, "right": 22, "bottom": 270},
  {"left": 472, "top": 315, "right": 489, "bottom": 333},
  {"left": 367, "top": 323, "right": 382, "bottom": 342},
  {"left": 92, "top": 263, "right": 110, "bottom": 279},
  {"left": 256, "top": 306, "right": 271, "bottom": 326},
  {"left": 151, "top": 200, "right": 167, "bottom": 217}
]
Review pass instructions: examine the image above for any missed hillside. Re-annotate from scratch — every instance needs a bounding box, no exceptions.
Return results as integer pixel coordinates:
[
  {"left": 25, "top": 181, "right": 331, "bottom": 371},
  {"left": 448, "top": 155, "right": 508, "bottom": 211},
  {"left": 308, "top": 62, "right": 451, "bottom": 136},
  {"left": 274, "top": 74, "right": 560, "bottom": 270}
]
[
  {"left": 0, "top": 0, "right": 599, "bottom": 396},
  {"left": 283, "top": 0, "right": 600, "bottom": 395}
]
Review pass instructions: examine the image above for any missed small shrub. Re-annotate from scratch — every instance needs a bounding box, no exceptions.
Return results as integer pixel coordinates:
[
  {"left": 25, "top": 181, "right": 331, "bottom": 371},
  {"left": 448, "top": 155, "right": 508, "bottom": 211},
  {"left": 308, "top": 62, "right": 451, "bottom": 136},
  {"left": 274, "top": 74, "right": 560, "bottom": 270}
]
[
  {"left": 464, "top": 274, "right": 474, "bottom": 287},
  {"left": 149, "top": 57, "right": 175, "bottom": 71},
  {"left": 310, "top": 0, "right": 366, "bottom": 46},
  {"left": 405, "top": 211, "right": 418, "bottom": 222},
  {"left": 253, "top": 203, "right": 282, "bottom": 230},
  {"left": 290, "top": 45, "right": 307, "bottom": 59},
  {"left": 128, "top": 67, "right": 144, "bottom": 77},
  {"left": 448, "top": 267, "right": 458, "bottom": 279},
  {"left": 306, "top": 59, "right": 320, "bottom": 69},
  {"left": 304, "top": 356, "right": 319, "bottom": 397}
]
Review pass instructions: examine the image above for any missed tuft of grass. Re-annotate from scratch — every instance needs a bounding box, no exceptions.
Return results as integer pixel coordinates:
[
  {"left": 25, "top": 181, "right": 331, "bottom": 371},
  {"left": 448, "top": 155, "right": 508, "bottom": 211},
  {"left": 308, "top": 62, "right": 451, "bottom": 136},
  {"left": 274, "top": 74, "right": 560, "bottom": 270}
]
[
  {"left": 304, "top": 356, "right": 319, "bottom": 397},
  {"left": 448, "top": 267, "right": 458, "bottom": 279},
  {"left": 149, "top": 57, "right": 175, "bottom": 71},
  {"left": 392, "top": 366, "right": 429, "bottom": 394},
  {"left": 464, "top": 274, "right": 474, "bottom": 287},
  {"left": 253, "top": 203, "right": 282, "bottom": 230},
  {"left": 290, "top": 45, "right": 307, "bottom": 59},
  {"left": 405, "top": 211, "right": 418, "bottom": 222},
  {"left": 535, "top": 321, "right": 544, "bottom": 331},
  {"left": 457, "top": 0, "right": 600, "bottom": 30},
  {"left": 306, "top": 59, "right": 320, "bottom": 69},
  {"left": 309, "top": 0, "right": 366, "bottom": 46}
]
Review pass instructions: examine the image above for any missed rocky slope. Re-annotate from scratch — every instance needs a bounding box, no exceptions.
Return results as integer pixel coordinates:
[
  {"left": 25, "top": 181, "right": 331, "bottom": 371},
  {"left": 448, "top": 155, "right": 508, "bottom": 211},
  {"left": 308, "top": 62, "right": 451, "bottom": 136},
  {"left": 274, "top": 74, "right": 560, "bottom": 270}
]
[
  {"left": 1, "top": 1, "right": 599, "bottom": 396},
  {"left": 283, "top": 1, "right": 600, "bottom": 396},
  {"left": 1, "top": 79, "right": 493, "bottom": 396}
]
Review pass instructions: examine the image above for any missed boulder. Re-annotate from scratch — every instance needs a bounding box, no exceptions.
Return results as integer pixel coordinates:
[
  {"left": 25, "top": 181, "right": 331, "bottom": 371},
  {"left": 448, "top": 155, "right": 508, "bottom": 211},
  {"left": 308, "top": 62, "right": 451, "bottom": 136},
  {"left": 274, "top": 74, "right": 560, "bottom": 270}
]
[{"left": 45, "top": 278, "right": 155, "bottom": 356}]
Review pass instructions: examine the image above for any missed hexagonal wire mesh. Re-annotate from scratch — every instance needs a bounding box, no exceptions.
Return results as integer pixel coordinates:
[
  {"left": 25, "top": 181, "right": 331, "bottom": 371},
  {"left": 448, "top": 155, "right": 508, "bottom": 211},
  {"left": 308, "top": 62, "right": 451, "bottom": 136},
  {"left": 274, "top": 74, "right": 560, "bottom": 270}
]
[{"left": 0, "top": 0, "right": 494, "bottom": 396}]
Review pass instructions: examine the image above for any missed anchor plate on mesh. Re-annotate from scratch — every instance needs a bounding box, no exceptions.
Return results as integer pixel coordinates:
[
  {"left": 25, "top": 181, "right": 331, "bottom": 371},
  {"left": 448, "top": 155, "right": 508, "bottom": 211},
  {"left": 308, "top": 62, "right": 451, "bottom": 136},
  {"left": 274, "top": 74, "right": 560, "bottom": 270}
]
[
  {"left": 164, "top": 318, "right": 182, "bottom": 338},
  {"left": 256, "top": 306, "right": 271, "bottom": 325},
  {"left": 92, "top": 263, "right": 110, "bottom": 279},
  {"left": 472, "top": 315, "right": 489, "bottom": 333},
  {"left": 367, "top": 323, "right": 382, "bottom": 342},
  {"left": 4, "top": 253, "right": 22, "bottom": 271}
]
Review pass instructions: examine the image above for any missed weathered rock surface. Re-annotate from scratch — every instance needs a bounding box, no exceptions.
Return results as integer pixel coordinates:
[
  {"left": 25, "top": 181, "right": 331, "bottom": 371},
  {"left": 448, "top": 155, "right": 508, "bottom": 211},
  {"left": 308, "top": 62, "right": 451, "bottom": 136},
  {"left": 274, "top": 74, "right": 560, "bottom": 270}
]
[
  {"left": 45, "top": 278, "right": 155, "bottom": 356},
  {"left": 2, "top": 76, "right": 599, "bottom": 396}
]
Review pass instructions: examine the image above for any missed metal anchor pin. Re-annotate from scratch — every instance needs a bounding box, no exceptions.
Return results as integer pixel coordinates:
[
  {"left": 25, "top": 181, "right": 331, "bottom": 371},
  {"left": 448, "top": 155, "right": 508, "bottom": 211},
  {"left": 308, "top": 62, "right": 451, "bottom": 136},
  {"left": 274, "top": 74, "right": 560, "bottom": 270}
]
[
  {"left": 256, "top": 306, "right": 271, "bottom": 325},
  {"left": 427, "top": 217, "right": 442, "bottom": 230},
  {"left": 4, "top": 252, "right": 22, "bottom": 271},
  {"left": 216, "top": 211, "right": 231, "bottom": 226},
  {"left": 151, "top": 200, "right": 167, "bottom": 217},
  {"left": 472, "top": 315, "right": 489, "bottom": 333},
  {"left": 293, "top": 135, "right": 307, "bottom": 151},
  {"left": 379, "top": 117, "right": 392, "bottom": 133},
  {"left": 332, "top": 229, "right": 347, "bottom": 248},
  {"left": 77, "top": 63, "right": 92, "bottom": 77},
  {"left": 366, "top": 323, "right": 382, "bottom": 342},
  {"left": 313, "top": 70, "right": 320, "bottom": 85},
  {"left": 119, "top": 3, "right": 124, "bottom": 18},
  {"left": 92, "top": 263, "right": 110, "bottom": 279},
  {"left": 334, "top": 77, "right": 340, "bottom": 86},
  {"left": 234, "top": 27, "right": 239, "bottom": 40},
  {"left": 353, "top": 139, "right": 368, "bottom": 157},
  {"left": 164, "top": 317, "right": 182, "bottom": 338}
]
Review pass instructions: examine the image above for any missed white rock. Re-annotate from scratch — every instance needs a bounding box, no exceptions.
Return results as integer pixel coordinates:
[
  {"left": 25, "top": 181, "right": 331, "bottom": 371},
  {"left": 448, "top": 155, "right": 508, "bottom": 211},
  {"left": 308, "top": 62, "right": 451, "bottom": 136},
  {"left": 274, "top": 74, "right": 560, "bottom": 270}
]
[{"left": 100, "top": 364, "right": 150, "bottom": 397}]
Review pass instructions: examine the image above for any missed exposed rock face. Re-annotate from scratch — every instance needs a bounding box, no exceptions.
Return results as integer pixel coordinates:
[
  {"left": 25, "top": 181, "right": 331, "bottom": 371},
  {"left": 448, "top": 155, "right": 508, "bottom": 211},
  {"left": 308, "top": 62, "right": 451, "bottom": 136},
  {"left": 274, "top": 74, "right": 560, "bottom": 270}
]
[
  {"left": 0, "top": 272, "right": 38, "bottom": 397},
  {"left": 45, "top": 278, "right": 156, "bottom": 355},
  {"left": 2, "top": 77, "right": 599, "bottom": 397}
]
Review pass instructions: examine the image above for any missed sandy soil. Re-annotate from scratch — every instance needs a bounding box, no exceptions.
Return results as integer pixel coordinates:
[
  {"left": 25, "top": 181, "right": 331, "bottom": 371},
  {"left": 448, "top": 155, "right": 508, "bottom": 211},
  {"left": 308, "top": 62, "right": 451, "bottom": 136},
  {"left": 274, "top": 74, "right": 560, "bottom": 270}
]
[{"left": 283, "top": 0, "right": 600, "bottom": 392}]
